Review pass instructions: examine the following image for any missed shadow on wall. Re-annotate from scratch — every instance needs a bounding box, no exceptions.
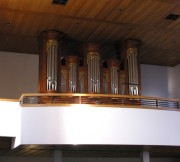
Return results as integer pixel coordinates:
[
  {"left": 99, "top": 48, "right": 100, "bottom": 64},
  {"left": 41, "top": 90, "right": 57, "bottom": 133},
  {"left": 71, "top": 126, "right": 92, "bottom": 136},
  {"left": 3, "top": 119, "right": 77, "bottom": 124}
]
[
  {"left": 141, "top": 64, "right": 180, "bottom": 99},
  {"left": 141, "top": 64, "right": 169, "bottom": 98},
  {"left": 168, "top": 64, "right": 180, "bottom": 99}
]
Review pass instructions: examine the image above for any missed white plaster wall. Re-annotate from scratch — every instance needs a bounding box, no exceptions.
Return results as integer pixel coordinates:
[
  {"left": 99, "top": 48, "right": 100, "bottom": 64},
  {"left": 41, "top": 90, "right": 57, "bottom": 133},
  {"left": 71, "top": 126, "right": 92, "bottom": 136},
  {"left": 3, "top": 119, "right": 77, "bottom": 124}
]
[
  {"left": 21, "top": 106, "right": 180, "bottom": 146},
  {"left": 0, "top": 101, "right": 20, "bottom": 138},
  {"left": 0, "top": 51, "right": 38, "bottom": 99}
]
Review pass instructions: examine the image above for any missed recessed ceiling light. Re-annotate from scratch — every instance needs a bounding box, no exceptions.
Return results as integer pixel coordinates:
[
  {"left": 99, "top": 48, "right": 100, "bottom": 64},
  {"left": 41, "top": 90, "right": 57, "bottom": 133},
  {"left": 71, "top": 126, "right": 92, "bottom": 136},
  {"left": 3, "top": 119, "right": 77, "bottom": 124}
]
[
  {"left": 5, "top": 21, "right": 11, "bottom": 26},
  {"left": 117, "top": 8, "right": 123, "bottom": 12},
  {"left": 165, "top": 14, "right": 179, "bottom": 21},
  {"left": 52, "top": 0, "right": 68, "bottom": 5},
  {"left": 127, "top": 27, "right": 133, "bottom": 30},
  {"left": 6, "top": 22, "right": 11, "bottom": 25}
]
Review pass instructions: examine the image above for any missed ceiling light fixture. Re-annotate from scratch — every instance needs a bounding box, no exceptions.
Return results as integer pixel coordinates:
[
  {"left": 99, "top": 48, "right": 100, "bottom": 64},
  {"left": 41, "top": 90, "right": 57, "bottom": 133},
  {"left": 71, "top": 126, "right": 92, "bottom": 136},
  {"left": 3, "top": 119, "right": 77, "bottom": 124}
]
[
  {"left": 52, "top": 0, "right": 69, "bottom": 5},
  {"left": 165, "top": 13, "right": 179, "bottom": 21}
]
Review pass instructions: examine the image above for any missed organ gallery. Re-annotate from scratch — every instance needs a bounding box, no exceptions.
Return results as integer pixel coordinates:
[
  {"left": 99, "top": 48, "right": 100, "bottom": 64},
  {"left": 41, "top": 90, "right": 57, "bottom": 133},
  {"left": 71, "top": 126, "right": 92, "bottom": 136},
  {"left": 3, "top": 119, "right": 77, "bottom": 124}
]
[{"left": 38, "top": 30, "right": 141, "bottom": 96}]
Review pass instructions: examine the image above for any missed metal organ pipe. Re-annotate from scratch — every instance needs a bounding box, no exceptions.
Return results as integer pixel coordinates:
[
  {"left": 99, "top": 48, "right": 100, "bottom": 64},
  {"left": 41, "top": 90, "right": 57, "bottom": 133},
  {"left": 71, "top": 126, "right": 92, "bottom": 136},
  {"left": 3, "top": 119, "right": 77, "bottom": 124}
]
[
  {"left": 115, "top": 67, "right": 118, "bottom": 94},
  {"left": 79, "top": 71, "right": 85, "bottom": 93},
  {"left": 127, "top": 48, "right": 139, "bottom": 95},
  {"left": 51, "top": 45, "right": 54, "bottom": 82},
  {"left": 67, "top": 56, "right": 78, "bottom": 93},
  {"left": 134, "top": 53, "right": 138, "bottom": 83},
  {"left": 88, "top": 57, "right": 91, "bottom": 92},
  {"left": 52, "top": 45, "right": 55, "bottom": 90},
  {"left": 60, "top": 71, "right": 66, "bottom": 93},
  {"left": 46, "top": 40, "right": 58, "bottom": 91},
  {"left": 111, "top": 68, "right": 113, "bottom": 94},
  {"left": 131, "top": 53, "right": 134, "bottom": 95},
  {"left": 128, "top": 50, "right": 133, "bottom": 95},
  {"left": 83, "top": 43, "right": 101, "bottom": 93},
  {"left": 132, "top": 53, "right": 134, "bottom": 85},
  {"left": 38, "top": 31, "right": 63, "bottom": 93},
  {"left": 109, "top": 59, "right": 119, "bottom": 95},
  {"left": 134, "top": 53, "right": 138, "bottom": 95},
  {"left": 97, "top": 56, "right": 100, "bottom": 93},
  {"left": 94, "top": 58, "right": 95, "bottom": 92},
  {"left": 54, "top": 45, "right": 57, "bottom": 90},
  {"left": 46, "top": 48, "right": 50, "bottom": 90},
  {"left": 87, "top": 52, "right": 100, "bottom": 93},
  {"left": 69, "top": 64, "right": 77, "bottom": 92},
  {"left": 120, "top": 72, "right": 126, "bottom": 95},
  {"left": 97, "top": 59, "right": 100, "bottom": 92}
]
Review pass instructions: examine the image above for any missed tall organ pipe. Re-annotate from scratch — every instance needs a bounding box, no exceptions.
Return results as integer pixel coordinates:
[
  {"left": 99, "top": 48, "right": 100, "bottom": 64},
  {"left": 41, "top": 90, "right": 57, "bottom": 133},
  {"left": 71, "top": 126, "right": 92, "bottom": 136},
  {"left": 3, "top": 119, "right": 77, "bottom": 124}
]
[
  {"left": 108, "top": 59, "right": 119, "bottom": 94},
  {"left": 46, "top": 42, "right": 58, "bottom": 91},
  {"left": 79, "top": 66, "right": 85, "bottom": 93},
  {"left": 84, "top": 43, "right": 101, "bottom": 93},
  {"left": 126, "top": 39, "right": 140, "bottom": 95},
  {"left": 88, "top": 55, "right": 100, "bottom": 93},
  {"left": 38, "top": 30, "right": 62, "bottom": 93}
]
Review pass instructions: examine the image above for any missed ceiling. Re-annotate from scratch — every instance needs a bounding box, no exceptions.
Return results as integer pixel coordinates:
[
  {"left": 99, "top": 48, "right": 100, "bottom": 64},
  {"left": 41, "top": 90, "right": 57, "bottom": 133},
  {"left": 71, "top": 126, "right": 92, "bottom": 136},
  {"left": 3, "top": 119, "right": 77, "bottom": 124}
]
[{"left": 0, "top": 0, "right": 180, "bottom": 66}]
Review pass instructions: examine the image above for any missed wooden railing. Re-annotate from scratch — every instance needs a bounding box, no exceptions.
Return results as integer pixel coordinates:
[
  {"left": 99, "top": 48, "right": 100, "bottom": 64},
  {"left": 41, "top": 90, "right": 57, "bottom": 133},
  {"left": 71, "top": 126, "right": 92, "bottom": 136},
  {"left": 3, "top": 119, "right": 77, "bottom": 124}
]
[{"left": 19, "top": 93, "right": 180, "bottom": 110}]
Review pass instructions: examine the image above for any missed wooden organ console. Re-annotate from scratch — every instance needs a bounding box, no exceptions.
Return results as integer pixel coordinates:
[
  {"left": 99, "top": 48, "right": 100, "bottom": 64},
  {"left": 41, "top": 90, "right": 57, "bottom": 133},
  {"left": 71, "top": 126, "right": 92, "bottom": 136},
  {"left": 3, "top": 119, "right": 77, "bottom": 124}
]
[{"left": 38, "top": 31, "right": 141, "bottom": 96}]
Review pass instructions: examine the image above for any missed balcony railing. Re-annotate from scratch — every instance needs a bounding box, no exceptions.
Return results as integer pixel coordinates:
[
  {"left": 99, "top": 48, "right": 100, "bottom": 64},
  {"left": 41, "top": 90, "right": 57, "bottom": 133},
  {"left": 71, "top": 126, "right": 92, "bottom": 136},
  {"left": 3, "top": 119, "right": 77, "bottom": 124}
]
[{"left": 19, "top": 93, "right": 180, "bottom": 110}]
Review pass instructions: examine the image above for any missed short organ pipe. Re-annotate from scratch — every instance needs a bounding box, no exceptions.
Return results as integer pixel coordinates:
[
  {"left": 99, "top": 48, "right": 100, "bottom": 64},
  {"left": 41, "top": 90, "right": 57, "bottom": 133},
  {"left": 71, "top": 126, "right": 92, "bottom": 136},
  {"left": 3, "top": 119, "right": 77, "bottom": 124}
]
[
  {"left": 108, "top": 59, "right": 119, "bottom": 95},
  {"left": 67, "top": 56, "right": 78, "bottom": 93}
]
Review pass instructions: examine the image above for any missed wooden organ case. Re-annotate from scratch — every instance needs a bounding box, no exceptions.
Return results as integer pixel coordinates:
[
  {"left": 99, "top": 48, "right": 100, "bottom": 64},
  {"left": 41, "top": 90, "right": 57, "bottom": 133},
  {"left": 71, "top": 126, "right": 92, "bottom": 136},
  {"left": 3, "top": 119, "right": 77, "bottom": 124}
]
[{"left": 38, "top": 31, "right": 141, "bottom": 96}]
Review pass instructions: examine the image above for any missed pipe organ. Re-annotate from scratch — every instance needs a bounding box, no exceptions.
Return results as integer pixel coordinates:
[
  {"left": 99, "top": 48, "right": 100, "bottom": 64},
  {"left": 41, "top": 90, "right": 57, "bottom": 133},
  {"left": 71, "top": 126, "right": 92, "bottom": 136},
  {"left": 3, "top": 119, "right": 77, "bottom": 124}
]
[{"left": 38, "top": 31, "right": 141, "bottom": 95}]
